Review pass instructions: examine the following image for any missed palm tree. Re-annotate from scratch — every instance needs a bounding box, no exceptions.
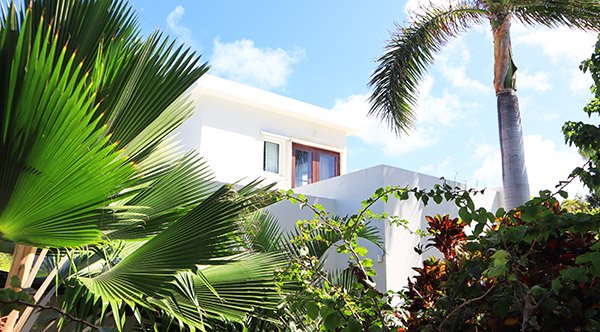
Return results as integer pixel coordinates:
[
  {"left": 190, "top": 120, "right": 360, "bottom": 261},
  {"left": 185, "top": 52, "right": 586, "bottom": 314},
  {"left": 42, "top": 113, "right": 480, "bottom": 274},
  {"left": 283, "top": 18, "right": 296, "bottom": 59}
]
[
  {"left": 369, "top": 0, "right": 600, "bottom": 209},
  {"left": 0, "top": 0, "right": 283, "bottom": 331}
]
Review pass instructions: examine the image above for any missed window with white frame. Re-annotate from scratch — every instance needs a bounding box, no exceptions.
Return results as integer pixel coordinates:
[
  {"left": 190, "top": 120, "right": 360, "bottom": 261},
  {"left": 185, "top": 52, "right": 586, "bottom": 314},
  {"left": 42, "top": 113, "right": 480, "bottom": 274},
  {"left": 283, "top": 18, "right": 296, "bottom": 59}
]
[{"left": 263, "top": 141, "right": 280, "bottom": 174}]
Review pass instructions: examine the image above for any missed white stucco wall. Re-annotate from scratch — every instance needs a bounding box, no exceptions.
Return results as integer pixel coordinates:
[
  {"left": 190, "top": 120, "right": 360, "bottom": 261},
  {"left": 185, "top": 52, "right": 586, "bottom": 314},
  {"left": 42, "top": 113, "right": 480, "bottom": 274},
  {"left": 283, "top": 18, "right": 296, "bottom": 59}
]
[
  {"left": 176, "top": 75, "right": 355, "bottom": 189},
  {"left": 267, "top": 165, "right": 503, "bottom": 292},
  {"left": 174, "top": 74, "right": 504, "bottom": 294}
]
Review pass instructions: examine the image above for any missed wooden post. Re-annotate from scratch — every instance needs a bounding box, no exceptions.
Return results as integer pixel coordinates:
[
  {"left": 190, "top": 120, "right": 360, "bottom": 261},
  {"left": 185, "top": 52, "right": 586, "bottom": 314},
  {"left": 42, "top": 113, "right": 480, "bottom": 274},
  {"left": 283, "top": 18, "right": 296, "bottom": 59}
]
[{"left": 1, "top": 245, "right": 38, "bottom": 332}]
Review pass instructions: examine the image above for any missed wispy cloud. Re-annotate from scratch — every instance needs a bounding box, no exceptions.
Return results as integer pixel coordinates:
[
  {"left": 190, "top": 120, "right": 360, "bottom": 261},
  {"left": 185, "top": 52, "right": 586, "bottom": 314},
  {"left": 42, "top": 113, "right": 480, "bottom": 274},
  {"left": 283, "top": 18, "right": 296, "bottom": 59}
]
[
  {"left": 436, "top": 38, "right": 492, "bottom": 95},
  {"left": 518, "top": 70, "right": 552, "bottom": 93},
  {"left": 419, "top": 155, "right": 455, "bottom": 178},
  {"left": 330, "top": 93, "right": 436, "bottom": 156},
  {"left": 166, "top": 6, "right": 200, "bottom": 52},
  {"left": 209, "top": 38, "right": 305, "bottom": 90}
]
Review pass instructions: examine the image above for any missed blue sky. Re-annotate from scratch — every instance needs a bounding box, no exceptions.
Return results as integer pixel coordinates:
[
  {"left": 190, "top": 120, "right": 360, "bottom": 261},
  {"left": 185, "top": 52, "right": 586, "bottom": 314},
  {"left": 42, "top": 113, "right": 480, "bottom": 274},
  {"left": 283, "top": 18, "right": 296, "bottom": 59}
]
[{"left": 133, "top": 0, "right": 598, "bottom": 196}]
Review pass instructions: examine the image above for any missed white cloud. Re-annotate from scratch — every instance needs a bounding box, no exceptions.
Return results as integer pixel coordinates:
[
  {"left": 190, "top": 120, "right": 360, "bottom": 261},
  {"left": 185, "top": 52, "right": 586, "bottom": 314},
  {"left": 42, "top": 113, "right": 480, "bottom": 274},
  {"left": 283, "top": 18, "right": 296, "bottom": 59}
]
[
  {"left": 512, "top": 25, "right": 596, "bottom": 64},
  {"left": 210, "top": 38, "right": 305, "bottom": 90},
  {"left": 330, "top": 94, "right": 434, "bottom": 156},
  {"left": 512, "top": 25, "right": 596, "bottom": 93},
  {"left": 519, "top": 95, "right": 559, "bottom": 122},
  {"left": 436, "top": 39, "right": 492, "bottom": 95},
  {"left": 419, "top": 156, "right": 455, "bottom": 178},
  {"left": 518, "top": 70, "right": 552, "bottom": 93},
  {"left": 166, "top": 6, "right": 200, "bottom": 51},
  {"left": 415, "top": 76, "right": 464, "bottom": 126},
  {"left": 471, "top": 135, "right": 586, "bottom": 196},
  {"left": 569, "top": 66, "right": 594, "bottom": 94},
  {"left": 331, "top": 75, "right": 465, "bottom": 157}
]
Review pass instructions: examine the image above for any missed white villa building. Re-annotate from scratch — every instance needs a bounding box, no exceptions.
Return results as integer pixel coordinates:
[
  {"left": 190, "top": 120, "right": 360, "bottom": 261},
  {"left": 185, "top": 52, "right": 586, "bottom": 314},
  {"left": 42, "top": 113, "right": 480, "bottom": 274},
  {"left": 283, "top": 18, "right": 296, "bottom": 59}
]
[{"left": 177, "top": 74, "right": 503, "bottom": 291}]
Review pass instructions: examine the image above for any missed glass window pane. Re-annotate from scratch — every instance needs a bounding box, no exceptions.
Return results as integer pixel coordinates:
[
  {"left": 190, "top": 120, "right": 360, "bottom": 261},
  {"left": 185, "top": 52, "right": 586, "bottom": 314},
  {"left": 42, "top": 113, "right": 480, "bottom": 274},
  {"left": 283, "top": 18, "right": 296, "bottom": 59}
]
[
  {"left": 295, "top": 149, "right": 312, "bottom": 187},
  {"left": 320, "top": 154, "right": 337, "bottom": 180},
  {"left": 263, "top": 141, "right": 279, "bottom": 173}
]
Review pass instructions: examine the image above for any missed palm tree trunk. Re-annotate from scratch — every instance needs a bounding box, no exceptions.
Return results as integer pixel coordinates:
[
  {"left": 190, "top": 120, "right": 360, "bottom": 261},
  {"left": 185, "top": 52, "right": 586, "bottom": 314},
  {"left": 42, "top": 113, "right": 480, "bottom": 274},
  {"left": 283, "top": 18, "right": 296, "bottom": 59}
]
[
  {"left": 498, "top": 90, "right": 530, "bottom": 208},
  {"left": 492, "top": 13, "right": 530, "bottom": 209}
]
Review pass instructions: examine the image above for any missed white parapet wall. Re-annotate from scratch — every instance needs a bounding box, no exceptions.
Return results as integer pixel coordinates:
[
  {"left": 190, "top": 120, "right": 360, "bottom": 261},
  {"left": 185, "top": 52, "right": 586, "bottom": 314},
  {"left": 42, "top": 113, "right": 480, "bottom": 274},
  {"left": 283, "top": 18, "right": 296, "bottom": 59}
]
[{"left": 266, "top": 164, "right": 503, "bottom": 292}]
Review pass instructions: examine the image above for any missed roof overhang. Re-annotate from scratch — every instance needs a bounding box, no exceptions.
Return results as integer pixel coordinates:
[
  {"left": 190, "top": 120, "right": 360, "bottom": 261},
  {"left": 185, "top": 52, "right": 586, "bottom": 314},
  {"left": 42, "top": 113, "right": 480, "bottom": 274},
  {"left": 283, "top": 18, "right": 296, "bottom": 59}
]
[{"left": 191, "top": 74, "right": 358, "bottom": 136}]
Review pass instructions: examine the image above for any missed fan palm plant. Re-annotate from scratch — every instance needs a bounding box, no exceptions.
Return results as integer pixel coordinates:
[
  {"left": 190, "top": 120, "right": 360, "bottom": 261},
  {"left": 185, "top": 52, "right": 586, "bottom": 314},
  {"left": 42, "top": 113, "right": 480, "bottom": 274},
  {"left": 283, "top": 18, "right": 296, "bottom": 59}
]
[
  {"left": 369, "top": 0, "right": 600, "bottom": 209},
  {"left": 0, "top": 0, "right": 284, "bottom": 331}
]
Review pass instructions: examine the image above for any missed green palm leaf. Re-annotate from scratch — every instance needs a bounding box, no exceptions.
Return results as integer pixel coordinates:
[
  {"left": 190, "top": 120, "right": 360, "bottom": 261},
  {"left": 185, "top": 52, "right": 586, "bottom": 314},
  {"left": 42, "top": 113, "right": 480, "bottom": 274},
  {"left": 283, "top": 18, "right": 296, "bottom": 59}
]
[
  {"left": 157, "top": 253, "right": 286, "bottom": 329},
  {"left": 240, "top": 210, "right": 285, "bottom": 252},
  {"left": 0, "top": 8, "right": 133, "bottom": 246},
  {"left": 77, "top": 185, "right": 260, "bottom": 304},
  {"left": 513, "top": 0, "right": 600, "bottom": 30},
  {"left": 369, "top": 2, "right": 486, "bottom": 134},
  {"left": 97, "top": 31, "right": 208, "bottom": 156},
  {"left": 106, "top": 152, "right": 216, "bottom": 240}
]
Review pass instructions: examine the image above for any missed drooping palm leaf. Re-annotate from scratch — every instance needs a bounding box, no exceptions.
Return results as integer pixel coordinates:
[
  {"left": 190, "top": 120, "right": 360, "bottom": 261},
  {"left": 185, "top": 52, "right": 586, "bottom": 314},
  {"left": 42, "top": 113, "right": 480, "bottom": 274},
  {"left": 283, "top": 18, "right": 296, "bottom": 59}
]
[
  {"left": 369, "top": 2, "right": 486, "bottom": 134},
  {"left": 54, "top": 184, "right": 280, "bottom": 330},
  {"left": 513, "top": 0, "right": 600, "bottom": 30},
  {"left": 76, "top": 185, "right": 257, "bottom": 304}
]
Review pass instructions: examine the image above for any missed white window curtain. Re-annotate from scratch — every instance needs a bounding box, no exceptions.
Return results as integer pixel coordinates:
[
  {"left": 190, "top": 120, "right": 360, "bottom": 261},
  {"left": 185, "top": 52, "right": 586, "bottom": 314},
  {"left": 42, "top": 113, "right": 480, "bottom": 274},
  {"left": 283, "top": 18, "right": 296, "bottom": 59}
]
[{"left": 263, "top": 141, "right": 279, "bottom": 173}]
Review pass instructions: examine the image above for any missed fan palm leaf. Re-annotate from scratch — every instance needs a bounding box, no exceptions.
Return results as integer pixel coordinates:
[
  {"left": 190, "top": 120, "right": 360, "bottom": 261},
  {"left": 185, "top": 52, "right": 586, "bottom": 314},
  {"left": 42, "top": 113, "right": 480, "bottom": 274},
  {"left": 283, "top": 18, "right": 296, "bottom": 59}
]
[
  {"left": 1, "top": 1, "right": 285, "bottom": 331},
  {"left": 0, "top": 8, "right": 134, "bottom": 246},
  {"left": 156, "top": 253, "right": 286, "bottom": 330}
]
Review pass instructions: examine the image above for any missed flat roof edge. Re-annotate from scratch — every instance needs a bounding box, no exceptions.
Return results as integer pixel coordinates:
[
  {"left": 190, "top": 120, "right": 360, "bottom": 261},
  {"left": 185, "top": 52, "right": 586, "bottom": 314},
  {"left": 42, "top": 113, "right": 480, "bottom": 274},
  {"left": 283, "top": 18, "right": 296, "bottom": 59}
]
[{"left": 192, "top": 74, "right": 358, "bottom": 135}]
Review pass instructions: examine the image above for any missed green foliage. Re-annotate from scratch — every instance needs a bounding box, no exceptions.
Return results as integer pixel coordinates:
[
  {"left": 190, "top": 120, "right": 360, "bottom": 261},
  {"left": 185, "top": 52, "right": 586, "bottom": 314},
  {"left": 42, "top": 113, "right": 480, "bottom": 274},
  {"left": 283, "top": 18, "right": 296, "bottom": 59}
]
[
  {"left": 0, "top": 287, "right": 34, "bottom": 316},
  {"left": 398, "top": 190, "right": 600, "bottom": 331},
  {"left": 278, "top": 184, "right": 485, "bottom": 331},
  {"left": 564, "top": 35, "right": 600, "bottom": 194},
  {"left": 561, "top": 195, "right": 600, "bottom": 214},
  {"left": 396, "top": 35, "right": 600, "bottom": 332},
  {"left": 0, "top": 0, "right": 284, "bottom": 330}
]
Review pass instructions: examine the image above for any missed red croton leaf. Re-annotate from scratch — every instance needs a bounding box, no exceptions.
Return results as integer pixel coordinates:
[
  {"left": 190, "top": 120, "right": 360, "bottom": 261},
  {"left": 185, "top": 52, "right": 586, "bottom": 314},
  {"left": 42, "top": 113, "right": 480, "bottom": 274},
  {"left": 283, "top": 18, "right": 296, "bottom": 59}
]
[{"left": 425, "top": 214, "right": 467, "bottom": 260}]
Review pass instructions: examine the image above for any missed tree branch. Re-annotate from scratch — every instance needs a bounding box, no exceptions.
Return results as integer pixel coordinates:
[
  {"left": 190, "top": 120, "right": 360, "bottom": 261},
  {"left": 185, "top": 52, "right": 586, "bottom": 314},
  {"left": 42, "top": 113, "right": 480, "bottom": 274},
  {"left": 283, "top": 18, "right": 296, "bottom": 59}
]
[
  {"left": 439, "top": 285, "right": 495, "bottom": 330},
  {"left": 0, "top": 298, "right": 102, "bottom": 330}
]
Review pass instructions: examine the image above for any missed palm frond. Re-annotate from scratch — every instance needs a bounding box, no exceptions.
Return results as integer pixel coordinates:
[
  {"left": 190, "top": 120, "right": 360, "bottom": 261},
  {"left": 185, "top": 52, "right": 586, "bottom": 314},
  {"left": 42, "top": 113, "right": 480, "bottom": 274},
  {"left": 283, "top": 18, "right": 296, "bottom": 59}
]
[
  {"left": 369, "top": 2, "right": 486, "bottom": 135},
  {"left": 106, "top": 152, "right": 216, "bottom": 240},
  {"left": 513, "top": 0, "right": 600, "bottom": 31},
  {"left": 0, "top": 8, "right": 134, "bottom": 246},
  {"left": 97, "top": 31, "right": 208, "bottom": 156},
  {"left": 76, "top": 184, "right": 268, "bottom": 305},
  {"left": 284, "top": 217, "right": 384, "bottom": 259},
  {"left": 157, "top": 253, "right": 286, "bottom": 329},
  {"left": 327, "top": 267, "right": 359, "bottom": 290},
  {"left": 28, "top": 0, "right": 139, "bottom": 71},
  {"left": 240, "top": 210, "right": 285, "bottom": 252}
]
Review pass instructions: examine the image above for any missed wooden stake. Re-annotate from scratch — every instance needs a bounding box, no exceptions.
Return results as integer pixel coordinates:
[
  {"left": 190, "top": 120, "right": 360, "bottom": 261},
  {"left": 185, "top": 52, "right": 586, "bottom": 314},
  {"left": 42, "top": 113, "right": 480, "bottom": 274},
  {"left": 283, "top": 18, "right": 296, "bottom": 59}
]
[{"left": 1, "top": 245, "right": 38, "bottom": 332}]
